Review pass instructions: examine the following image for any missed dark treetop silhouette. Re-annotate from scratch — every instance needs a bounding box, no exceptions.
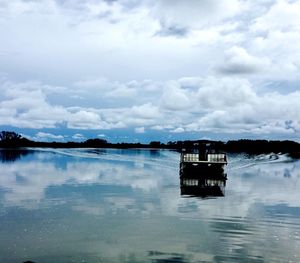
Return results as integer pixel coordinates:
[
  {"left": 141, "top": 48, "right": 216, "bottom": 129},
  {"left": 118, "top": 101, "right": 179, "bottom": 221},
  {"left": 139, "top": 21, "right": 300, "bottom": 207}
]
[{"left": 0, "top": 130, "right": 299, "bottom": 158}]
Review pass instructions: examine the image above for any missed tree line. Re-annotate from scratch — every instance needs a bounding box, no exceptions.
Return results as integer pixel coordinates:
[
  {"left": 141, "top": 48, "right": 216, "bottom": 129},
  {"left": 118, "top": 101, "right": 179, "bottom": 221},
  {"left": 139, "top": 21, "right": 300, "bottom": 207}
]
[{"left": 0, "top": 131, "right": 299, "bottom": 157}]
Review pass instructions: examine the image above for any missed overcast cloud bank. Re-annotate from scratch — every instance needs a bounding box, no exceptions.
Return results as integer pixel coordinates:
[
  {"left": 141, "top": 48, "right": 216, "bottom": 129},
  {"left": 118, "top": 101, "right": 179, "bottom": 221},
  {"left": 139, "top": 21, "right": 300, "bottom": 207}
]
[{"left": 0, "top": 0, "right": 300, "bottom": 141}]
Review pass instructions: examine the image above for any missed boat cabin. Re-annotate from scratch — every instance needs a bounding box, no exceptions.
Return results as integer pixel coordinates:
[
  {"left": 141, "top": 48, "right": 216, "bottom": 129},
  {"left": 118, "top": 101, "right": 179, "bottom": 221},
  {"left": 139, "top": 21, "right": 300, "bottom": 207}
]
[
  {"left": 181, "top": 143, "right": 227, "bottom": 164},
  {"left": 180, "top": 143, "right": 227, "bottom": 175},
  {"left": 179, "top": 143, "right": 228, "bottom": 197}
]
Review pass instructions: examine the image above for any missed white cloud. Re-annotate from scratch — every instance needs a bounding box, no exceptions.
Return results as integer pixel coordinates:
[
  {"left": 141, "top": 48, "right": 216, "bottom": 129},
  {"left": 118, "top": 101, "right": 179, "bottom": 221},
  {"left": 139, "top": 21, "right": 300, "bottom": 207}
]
[
  {"left": 251, "top": 0, "right": 300, "bottom": 33},
  {"left": 0, "top": 80, "right": 70, "bottom": 128},
  {"left": 67, "top": 110, "right": 104, "bottom": 129},
  {"left": 218, "top": 46, "right": 271, "bottom": 75},
  {"left": 160, "top": 81, "right": 193, "bottom": 111},
  {"left": 150, "top": 125, "right": 165, "bottom": 131},
  {"left": 171, "top": 127, "right": 185, "bottom": 133},
  {"left": 73, "top": 78, "right": 108, "bottom": 90},
  {"left": 72, "top": 133, "right": 86, "bottom": 140},
  {"left": 152, "top": 0, "right": 243, "bottom": 29},
  {"left": 135, "top": 127, "right": 145, "bottom": 134},
  {"left": 1, "top": 75, "right": 300, "bottom": 139},
  {"left": 197, "top": 77, "right": 257, "bottom": 109},
  {"left": 35, "top": 132, "right": 65, "bottom": 141},
  {"left": 105, "top": 84, "right": 137, "bottom": 98},
  {"left": 0, "top": 0, "right": 299, "bottom": 85},
  {"left": 186, "top": 87, "right": 300, "bottom": 134},
  {"left": 0, "top": 1, "right": 300, "bottom": 140},
  {"left": 131, "top": 103, "right": 160, "bottom": 119}
]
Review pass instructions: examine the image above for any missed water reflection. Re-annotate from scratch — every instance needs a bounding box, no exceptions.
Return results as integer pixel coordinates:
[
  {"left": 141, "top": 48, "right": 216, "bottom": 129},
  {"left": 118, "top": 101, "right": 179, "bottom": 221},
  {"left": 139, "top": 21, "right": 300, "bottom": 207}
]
[
  {"left": 148, "top": 251, "right": 191, "bottom": 263},
  {"left": 180, "top": 173, "right": 227, "bottom": 198},
  {"left": 0, "top": 150, "right": 300, "bottom": 263},
  {"left": 0, "top": 148, "right": 33, "bottom": 162},
  {"left": 0, "top": 148, "right": 178, "bottom": 208},
  {"left": 180, "top": 162, "right": 227, "bottom": 198}
]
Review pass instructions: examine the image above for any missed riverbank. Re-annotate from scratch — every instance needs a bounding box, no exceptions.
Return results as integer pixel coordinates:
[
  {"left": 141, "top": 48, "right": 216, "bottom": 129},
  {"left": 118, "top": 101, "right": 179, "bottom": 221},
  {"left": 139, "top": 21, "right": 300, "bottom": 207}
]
[{"left": 0, "top": 131, "right": 299, "bottom": 158}]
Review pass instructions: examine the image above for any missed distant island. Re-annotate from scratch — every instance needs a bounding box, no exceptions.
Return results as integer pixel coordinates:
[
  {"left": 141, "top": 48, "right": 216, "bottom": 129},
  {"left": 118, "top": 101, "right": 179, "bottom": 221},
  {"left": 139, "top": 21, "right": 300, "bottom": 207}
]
[{"left": 0, "top": 131, "right": 299, "bottom": 158}]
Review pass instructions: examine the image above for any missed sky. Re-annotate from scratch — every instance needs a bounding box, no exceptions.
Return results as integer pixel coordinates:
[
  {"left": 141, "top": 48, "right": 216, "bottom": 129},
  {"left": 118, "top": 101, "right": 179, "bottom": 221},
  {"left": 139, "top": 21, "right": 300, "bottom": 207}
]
[{"left": 0, "top": 0, "right": 300, "bottom": 143}]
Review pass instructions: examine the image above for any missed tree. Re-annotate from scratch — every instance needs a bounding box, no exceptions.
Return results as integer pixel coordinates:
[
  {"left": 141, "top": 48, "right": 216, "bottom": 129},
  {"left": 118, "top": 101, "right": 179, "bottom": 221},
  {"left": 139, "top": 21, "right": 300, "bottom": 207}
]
[
  {"left": 83, "top": 138, "right": 108, "bottom": 147},
  {"left": 149, "top": 141, "right": 161, "bottom": 147},
  {"left": 0, "top": 131, "right": 22, "bottom": 142}
]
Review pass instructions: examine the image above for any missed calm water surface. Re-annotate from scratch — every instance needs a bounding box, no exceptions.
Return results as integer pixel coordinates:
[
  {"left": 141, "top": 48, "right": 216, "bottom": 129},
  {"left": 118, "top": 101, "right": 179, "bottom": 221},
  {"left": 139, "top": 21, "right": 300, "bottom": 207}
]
[{"left": 0, "top": 148, "right": 300, "bottom": 263}]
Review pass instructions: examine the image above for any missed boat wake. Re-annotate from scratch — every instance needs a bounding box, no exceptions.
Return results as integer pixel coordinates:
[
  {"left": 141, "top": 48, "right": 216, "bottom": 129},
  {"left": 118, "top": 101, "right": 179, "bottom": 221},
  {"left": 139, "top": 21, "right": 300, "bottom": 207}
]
[
  {"left": 227, "top": 153, "right": 293, "bottom": 171},
  {"left": 31, "top": 148, "right": 179, "bottom": 170}
]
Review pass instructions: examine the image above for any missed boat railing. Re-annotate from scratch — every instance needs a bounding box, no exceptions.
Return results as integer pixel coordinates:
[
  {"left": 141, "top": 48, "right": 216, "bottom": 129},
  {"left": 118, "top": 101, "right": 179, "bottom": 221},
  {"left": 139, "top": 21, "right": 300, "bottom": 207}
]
[
  {"left": 181, "top": 152, "right": 227, "bottom": 163},
  {"left": 181, "top": 153, "right": 199, "bottom": 162},
  {"left": 207, "top": 153, "right": 227, "bottom": 162}
]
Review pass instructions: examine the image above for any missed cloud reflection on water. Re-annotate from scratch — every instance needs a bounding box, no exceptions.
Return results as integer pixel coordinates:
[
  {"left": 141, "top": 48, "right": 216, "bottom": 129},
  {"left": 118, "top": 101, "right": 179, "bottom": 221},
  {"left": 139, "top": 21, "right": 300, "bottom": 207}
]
[
  {"left": 0, "top": 149, "right": 178, "bottom": 209},
  {"left": 1, "top": 149, "right": 300, "bottom": 262},
  {"left": 0, "top": 150, "right": 299, "bottom": 215}
]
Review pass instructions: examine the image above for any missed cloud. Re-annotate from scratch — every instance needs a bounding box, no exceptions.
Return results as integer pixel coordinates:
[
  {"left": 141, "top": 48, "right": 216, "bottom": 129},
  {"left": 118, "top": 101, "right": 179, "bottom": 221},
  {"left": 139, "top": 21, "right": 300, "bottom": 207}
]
[
  {"left": 73, "top": 78, "right": 108, "bottom": 90},
  {"left": 131, "top": 103, "right": 160, "bottom": 119},
  {"left": 155, "top": 24, "right": 188, "bottom": 38},
  {"left": 171, "top": 127, "right": 185, "bottom": 133},
  {"left": 74, "top": 78, "right": 139, "bottom": 100},
  {"left": 186, "top": 88, "right": 300, "bottom": 135},
  {"left": 72, "top": 133, "right": 86, "bottom": 140},
  {"left": 240, "top": 1, "right": 300, "bottom": 80},
  {"left": 105, "top": 84, "right": 137, "bottom": 98},
  {"left": 160, "top": 81, "right": 193, "bottom": 111},
  {"left": 67, "top": 110, "right": 102, "bottom": 129},
  {"left": 0, "top": 0, "right": 297, "bottom": 86},
  {"left": 1, "top": 0, "right": 300, "bottom": 140},
  {"left": 135, "top": 127, "right": 145, "bottom": 134},
  {"left": 251, "top": 0, "right": 300, "bottom": 33},
  {"left": 218, "top": 46, "right": 271, "bottom": 75},
  {"left": 0, "top": 80, "right": 70, "bottom": 128},
  {"left": 1, "top": 75, "right": 300, "bottom": 139},
  {"left": 35, "top": 132, "right": 65, "bottom": 141},
  {"left": 0, "top": 0, "right": 299, "bottom": 84},
  {"left": 0, "top": 80, "right": 107, "bottom": 130},
  {"left": 196, "top": 77, "right": 257, "bottom": 109},
  {"left": 152, "top": 0, "right": 242, "bottom": 29}
]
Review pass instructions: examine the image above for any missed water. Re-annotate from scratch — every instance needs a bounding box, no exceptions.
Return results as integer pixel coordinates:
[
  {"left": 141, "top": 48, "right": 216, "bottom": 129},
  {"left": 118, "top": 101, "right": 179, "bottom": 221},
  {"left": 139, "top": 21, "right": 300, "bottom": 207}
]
[{"left": 0, "top": 148, "right": 300, "bottom": 263}]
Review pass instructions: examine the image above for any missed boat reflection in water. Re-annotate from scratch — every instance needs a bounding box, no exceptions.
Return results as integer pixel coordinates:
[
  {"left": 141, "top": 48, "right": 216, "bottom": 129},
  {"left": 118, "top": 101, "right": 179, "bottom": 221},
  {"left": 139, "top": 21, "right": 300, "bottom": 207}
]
[
  {"left": 180, "top": 143, "right": 227, "bottom": 198},
  {"left": 180, "top": 171, "right": 227, "bottom": 197}
]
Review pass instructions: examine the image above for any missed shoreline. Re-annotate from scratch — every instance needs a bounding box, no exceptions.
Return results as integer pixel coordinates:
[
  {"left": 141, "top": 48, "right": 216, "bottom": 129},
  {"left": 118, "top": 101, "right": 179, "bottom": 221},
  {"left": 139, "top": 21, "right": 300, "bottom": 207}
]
[{"left": 1, "top": 132, "right": 300, "bottom": 157}]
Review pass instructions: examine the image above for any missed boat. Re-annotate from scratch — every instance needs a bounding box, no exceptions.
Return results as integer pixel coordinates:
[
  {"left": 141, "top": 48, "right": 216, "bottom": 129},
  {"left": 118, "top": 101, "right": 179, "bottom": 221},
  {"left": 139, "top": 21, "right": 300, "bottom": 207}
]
[
  {"left": 180, "top": 143, "right": 227, "bottom": 174},
  {"left": 179, "top": 143, "right": 228, "bottom": 197}
]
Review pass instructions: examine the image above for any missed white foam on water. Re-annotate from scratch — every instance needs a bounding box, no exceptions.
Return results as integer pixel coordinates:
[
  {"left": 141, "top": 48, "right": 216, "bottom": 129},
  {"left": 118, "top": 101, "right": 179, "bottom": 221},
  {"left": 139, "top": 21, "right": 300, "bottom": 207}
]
[
  {"left": 227, "top": 153, "right": 292, "bottom": 171},
  {"left": 31, "top": 148, "right": 180, "bottom": 171}
]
